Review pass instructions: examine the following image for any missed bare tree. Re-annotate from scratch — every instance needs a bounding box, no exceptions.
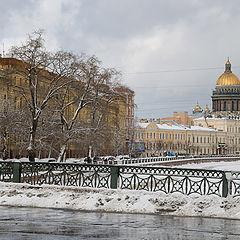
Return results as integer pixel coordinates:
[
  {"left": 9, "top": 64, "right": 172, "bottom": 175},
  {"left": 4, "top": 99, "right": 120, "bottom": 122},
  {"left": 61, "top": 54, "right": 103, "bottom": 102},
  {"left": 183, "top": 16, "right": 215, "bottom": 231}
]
[
  {"left": 34, "top": 108, "right": 61, "bottom": 159},
  {"left": 111, "top": 122, "right": 127, "bottom": 156},
  {"left": 54, "top": 55, "right": 121, "bottom": 162},
  {"left": 0, "top": 100, "right": 23, "bottom": 159},
  {"left": 7, "top": 30, "right": 79, "bottom": 161}
]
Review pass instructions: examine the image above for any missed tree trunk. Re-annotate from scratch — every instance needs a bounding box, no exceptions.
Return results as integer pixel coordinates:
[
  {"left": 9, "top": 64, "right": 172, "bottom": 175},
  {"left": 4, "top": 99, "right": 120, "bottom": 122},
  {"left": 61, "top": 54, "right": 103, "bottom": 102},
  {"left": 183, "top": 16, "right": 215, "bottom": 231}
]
[
  {"left": 27, "top": 123, "right": 37, "bottom": 162},
  {"left": 2, "top": 129, "right": 8, "bottom": 160},
  {"left": 88, "top": 145, "right": 92, "bottom": 158},
  {"left": 57, "top": 144, "right": 67, "bottom": 162}
]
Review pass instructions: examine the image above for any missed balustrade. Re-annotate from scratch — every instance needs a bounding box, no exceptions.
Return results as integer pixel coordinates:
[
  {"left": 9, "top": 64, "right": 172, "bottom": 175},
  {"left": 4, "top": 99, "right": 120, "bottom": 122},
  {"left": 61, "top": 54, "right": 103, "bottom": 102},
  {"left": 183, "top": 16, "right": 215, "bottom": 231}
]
[{"left": 0, "top": 161, "right": 240, "bottom": 198}]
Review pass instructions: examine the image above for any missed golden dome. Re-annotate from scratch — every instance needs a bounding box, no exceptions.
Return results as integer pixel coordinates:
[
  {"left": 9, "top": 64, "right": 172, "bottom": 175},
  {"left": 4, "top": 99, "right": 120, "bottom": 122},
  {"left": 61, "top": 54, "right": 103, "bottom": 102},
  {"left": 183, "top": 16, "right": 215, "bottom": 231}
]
[
  {"left": 204, "top": 105, "right": 209, "bottom": 111},
  {"left": 193, "top": 101, "right": 203, "bottom": 114},
  {"left": 216, "top": 72, "right": 240, "bottom": 85},
  {"left": 195, "top": 104, "right": 201, "bottom": 109},
  {"left": 216, "top": 59, "right": 240, "bottom": 86}
]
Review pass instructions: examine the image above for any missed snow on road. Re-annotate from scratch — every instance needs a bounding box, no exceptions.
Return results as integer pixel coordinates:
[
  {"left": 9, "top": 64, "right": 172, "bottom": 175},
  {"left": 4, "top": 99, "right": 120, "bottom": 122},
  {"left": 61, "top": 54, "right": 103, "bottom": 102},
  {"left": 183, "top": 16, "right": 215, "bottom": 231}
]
[
  {"left": 1, "top": 182, "right": 240, "bottom": 219},
  {"left": 175, "top": 160, "right": 240, "bottom": 171}
]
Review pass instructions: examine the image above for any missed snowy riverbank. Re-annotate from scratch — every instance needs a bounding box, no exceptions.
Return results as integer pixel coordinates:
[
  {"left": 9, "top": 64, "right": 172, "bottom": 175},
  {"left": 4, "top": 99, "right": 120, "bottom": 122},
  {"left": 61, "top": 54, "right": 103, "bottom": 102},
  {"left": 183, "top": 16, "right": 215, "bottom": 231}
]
[{"left": 1, "top": 182, "right": 240, "bottom": 219}]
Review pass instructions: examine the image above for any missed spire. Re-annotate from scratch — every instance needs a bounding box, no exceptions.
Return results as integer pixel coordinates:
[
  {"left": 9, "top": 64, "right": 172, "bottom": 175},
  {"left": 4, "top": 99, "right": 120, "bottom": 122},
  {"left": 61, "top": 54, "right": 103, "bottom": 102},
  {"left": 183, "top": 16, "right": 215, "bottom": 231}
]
[{"left": 225, "top": 57, "right": 231, "bottom": 72}]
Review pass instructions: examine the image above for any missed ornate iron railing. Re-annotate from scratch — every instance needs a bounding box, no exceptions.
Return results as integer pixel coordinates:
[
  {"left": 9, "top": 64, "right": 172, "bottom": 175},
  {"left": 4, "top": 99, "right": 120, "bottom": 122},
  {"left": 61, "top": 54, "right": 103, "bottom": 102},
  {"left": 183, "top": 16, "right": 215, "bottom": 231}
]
[
  {"left": 0, "top": 161, "right": 240, "bottom": 197},
  {"left": 118, "top": 166, "right": 228, "bottom": 196},
  {"left": 229, "top": 172, "right": 240, "bottom": 197},
  {"left": 0, "top": 161, "right": 13, "bottom": 182},
  {"left": 20, "top": 162, "right": 112, "bottom": 188}
]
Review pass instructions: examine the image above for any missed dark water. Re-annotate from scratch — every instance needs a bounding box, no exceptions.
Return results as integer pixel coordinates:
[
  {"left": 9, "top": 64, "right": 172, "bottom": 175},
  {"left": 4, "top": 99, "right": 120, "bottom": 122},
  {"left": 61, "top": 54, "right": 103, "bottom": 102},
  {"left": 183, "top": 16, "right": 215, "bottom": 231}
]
[{"left": 0, "top": 206, "right": 240, "bottom": 240}]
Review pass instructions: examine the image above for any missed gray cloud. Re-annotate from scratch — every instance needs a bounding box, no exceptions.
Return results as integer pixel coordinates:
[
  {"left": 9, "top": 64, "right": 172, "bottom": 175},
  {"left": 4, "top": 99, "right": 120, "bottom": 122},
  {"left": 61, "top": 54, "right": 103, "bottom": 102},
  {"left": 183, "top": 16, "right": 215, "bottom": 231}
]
[{"left": 1, "top": 0, "right": 240, "bottom": 118}]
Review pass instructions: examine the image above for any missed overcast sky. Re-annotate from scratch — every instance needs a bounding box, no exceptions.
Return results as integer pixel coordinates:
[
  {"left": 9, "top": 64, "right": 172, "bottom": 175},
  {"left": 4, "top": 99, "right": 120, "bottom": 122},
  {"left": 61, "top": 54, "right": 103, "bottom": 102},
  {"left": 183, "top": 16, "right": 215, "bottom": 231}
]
[{"left": 1, "top": 0, "right": 240, "bottom": 119}]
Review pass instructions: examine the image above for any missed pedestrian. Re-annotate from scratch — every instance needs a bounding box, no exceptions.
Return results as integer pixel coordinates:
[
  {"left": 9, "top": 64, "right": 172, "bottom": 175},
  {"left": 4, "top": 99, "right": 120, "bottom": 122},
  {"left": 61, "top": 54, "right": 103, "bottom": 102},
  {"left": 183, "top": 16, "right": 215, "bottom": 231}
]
[{"left": 87, "top": 156, "right": 91, "bottom": 164}]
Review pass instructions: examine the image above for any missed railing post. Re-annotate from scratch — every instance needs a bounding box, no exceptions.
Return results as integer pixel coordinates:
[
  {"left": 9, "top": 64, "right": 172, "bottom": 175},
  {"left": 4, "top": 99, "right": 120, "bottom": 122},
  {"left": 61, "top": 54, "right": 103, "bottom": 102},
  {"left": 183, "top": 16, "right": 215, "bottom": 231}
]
[
  {"left": 222, "top": 172, "right": 228, "bottom": 198},
  {"left": 110, "top": 166, "right": 119, "bottom": 189},
  {"left": 12, "top": 160, "right": 21, "bottom": 183}
]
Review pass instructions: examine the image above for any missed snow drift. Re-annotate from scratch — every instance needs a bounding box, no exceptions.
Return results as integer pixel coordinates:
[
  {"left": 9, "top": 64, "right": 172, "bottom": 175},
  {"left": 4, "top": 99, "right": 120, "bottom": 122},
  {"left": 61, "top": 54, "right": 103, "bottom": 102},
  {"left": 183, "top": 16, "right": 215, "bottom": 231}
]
[{"left": 1, "top": 182, "right": 240, "bottom": 219}]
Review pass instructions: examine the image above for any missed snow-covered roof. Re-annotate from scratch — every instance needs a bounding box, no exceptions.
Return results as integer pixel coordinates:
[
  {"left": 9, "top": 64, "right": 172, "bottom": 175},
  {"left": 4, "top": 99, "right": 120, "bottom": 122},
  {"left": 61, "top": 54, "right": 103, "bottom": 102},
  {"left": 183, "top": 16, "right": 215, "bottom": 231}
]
[
  {"left": 137, "top": 122, "right": 218, "bottom": 132},
  {"left": 194, "top": 117, "right": 225, "bottom": 121},
  {"left": 194, "top": 115, "right": 240, "bottom": 121},
  {"left": 189, "top": 125, "right": 217, "bottom": 132},
  {"left": 156, "top": 123, "right": 187, "bottom": 131},
  {"left": 137, "top": 122, "right": 150, "bottom": 128}
]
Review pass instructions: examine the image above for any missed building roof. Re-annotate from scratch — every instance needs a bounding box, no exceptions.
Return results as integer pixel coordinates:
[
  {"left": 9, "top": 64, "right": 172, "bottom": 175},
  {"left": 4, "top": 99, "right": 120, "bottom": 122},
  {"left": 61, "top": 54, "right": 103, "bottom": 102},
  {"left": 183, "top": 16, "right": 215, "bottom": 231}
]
[
  {"left": 137, "top": 122, "right": 150, "bottom": 128},
  {"left": 137, "top": 121, "right": 218, "bottom": 132}
]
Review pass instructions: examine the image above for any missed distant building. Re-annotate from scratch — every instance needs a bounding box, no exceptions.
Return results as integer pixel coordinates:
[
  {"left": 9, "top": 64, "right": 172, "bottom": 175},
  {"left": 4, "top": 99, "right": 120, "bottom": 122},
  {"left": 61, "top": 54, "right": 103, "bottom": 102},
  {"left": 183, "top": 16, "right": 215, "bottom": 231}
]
[
  {"left": 212, "top": 59, "right": 240, "bottom": 113},
  {"left": 161, "top": 112, "right": 197, "bottom": 126},
  {"left": 135, "top": 119, "right": 224, "bottom": 156},
  {"left": 135, "top": 59, "right": 240, "bottom": 156},
  {"left": 0, "top": 57, "right": 134, "bottom": 158},
  {"left": 192, "top": 102, "right": 203, "bottom": 114},
  {"left": 193, "top": 115, "right": 240, "bottom": 154}
]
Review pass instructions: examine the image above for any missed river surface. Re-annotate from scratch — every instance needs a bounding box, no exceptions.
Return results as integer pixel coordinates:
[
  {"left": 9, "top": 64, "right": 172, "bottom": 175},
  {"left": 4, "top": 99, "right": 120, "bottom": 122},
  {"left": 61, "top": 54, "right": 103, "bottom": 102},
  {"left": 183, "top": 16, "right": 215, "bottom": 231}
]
[{"left": 0, "top": 206, "right": 240, "bottom": 239}]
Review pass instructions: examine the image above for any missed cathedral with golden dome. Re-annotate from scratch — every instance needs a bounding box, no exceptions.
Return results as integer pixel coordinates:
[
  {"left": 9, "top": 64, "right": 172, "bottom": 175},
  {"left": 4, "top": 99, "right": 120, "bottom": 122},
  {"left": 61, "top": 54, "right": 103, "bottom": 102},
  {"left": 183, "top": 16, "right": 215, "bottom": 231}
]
[
  {"left": 212, "top": 59, "right": 240, "bottom": 112},
  {"left": 135, "top": 58, "right": 240, "bottom": 156}
]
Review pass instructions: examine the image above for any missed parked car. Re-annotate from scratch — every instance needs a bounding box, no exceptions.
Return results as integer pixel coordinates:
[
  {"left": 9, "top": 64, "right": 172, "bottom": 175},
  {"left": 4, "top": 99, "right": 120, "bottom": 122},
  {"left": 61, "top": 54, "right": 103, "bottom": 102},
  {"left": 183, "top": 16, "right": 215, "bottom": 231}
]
[{"left": 105, "top": 156, "right": 115, "bottom": 164}]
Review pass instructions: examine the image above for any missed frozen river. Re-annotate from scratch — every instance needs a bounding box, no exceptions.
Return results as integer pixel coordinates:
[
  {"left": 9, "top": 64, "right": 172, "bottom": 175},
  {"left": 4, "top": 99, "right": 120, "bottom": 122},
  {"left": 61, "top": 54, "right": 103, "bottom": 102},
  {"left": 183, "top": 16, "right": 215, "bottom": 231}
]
[{"left": 0, "top": 206, "right": 240, "bottom": 240}]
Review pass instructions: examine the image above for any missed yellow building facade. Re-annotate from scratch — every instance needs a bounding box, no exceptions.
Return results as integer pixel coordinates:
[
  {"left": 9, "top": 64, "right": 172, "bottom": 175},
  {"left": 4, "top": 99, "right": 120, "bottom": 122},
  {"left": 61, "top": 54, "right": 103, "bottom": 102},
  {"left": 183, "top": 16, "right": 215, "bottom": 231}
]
[
  {"left": 0, "top": 57, "right": 134, "bottom": 158},
  {"left": 135, "top": 119, "right": 225, "bottom": 156},
  {"left": 193, "top": 117, "right": 240, "bottom": 154}
]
